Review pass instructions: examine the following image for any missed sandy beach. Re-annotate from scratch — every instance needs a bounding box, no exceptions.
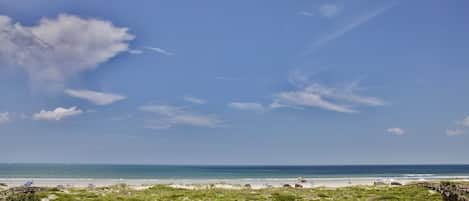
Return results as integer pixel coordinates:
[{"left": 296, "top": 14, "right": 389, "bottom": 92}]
[{"left": 2, "top": 176, "right": 469, "bottom": 189}]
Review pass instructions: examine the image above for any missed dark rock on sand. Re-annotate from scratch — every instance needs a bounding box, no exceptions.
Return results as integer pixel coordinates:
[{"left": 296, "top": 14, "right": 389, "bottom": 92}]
[{"left": 390, "top": 182, "right": 402, "bottom": 186}]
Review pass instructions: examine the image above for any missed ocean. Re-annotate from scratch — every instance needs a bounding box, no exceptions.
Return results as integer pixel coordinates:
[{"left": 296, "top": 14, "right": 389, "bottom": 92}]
[{"left": 1, "top": 164, "right": 469, "bottom": 179}]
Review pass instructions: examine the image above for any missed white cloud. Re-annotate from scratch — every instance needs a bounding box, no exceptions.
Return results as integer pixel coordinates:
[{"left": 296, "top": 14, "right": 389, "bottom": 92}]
[
  {"left": 299, "top": 11, "right": 314, "bottom": 17},
  {"left": 387, "top": 127, "right": 405, "bottom": 135},
  {"left": 445, "top": 129, "right": 464, "bottom": 137},
  {"left": 65, "top": 89, "right": 126, "bottom": 105},
  {"left": 272, "top": 72, "right": 384, "bottom": 113},
  {"left": 139, "top": 104, "right": 184, "bottom": 116},
  {"left": 274, "top": 90, "right": 356, "bottom": 113},
  {"left": 33, "top": 106, "right": 82, "bottom": 121},
  {"left": 183, "top": 96, "right": 206, "bottom": 104},
  {"left": 0, "top": 112, "right": 10, "bottom": 124},
  {"left": 304, "top": 84, "right": 385, "bottom": 106},
  {"left": 139, "top": 104, "right": 221, "bottom": 129},
  {"left": 445, "top": 116, "right": 469, "bottom": 136},
  {"left": 128, "top": 49, "right": 143, "bottom": 54},
  {"left": 461, "top": 116, "right": 469, "bottom": 127},
  {"left": 319, "top": 4, "right": 343, "bottom": 18},
  {"left": 269, "top": 101, "right": 303, "bottom": 110},
  {"left": 310, "top": 3, "right": 396, "bottom": 50},
  {"left": 0, "top": 14, "right": 134, "bottom": 87},
  {"left": 144, "top": 47, "right": 174, "bottom": 56},
  {"left": 228, "top": 102, "right": 265, "bottom": 112}
]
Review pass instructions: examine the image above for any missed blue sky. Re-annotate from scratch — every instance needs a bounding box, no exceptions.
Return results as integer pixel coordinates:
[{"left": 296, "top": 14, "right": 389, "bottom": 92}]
[{"left": 0, "top": 0, "right": 468, "bottom": 165}]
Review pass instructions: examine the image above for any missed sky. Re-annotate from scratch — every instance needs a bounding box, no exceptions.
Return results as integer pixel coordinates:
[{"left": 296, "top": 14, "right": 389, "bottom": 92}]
[{"left": 0, "top": 0, "right": 468, "bottom": 165}]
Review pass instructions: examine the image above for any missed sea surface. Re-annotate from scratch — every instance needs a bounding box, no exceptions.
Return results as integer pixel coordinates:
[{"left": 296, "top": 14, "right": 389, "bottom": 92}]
[{"left": 1, "top": 164, "right": 469, "bottom": 179}]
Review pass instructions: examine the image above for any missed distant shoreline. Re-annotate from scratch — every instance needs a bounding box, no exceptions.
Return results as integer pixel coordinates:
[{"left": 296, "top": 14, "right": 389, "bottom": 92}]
[{"left": 2, "top": 176, "right": 469, "bottom": 189}]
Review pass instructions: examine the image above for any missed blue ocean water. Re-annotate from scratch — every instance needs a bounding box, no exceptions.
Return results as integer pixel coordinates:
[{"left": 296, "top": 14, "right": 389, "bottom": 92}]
[{"left": 0, "top": 164, "right": 468, "bottom": 179}]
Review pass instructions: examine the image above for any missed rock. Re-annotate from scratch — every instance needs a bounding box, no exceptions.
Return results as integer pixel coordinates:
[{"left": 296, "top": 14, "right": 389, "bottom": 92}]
[
  {"left": 390, "top": 181, "right": 402, "bottom": 186},
  {"left": 244, "top": 184, "right": 251, "bottom": 188},
  {"left": 294, "top": 184, "right": 303, "bottom": 188},
  {"left": 283, "top": 184, "right": 292, "bottom": 188}
]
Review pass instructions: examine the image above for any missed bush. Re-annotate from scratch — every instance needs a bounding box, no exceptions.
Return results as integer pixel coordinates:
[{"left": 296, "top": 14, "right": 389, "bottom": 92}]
[
  {"left": 6, "top": 192, "right": 40, "bottom": 201},
  {"left": 271, "top": 193, "right": 297, "bottom": 201}
]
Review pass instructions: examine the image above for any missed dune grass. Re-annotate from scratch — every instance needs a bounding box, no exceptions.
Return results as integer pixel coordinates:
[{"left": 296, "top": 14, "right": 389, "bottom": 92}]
[{"left": 29, "top": 184, "right": 443, "bottom": 201}]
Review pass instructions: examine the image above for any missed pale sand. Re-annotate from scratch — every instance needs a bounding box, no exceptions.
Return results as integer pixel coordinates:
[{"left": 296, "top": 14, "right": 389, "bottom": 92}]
[{"left": 1, "top": 177, "right": 468, "bottom": 189}]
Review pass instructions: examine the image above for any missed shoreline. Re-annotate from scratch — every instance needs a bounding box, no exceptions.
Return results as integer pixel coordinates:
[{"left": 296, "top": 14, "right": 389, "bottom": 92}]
[{"left": 2, "top": 176, "right": 469, "bottom": 189}]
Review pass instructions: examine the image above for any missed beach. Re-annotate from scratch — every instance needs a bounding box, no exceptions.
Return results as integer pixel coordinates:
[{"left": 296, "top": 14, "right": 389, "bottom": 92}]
[
  {"left": 1, "top": 164, "right": 469, "bottom": 189},
  {"left": 3, "top": 165, "right": 469, "bottom": 201},
  {"left": 2, "top": 176, "right": 469, "bottom": 189}
]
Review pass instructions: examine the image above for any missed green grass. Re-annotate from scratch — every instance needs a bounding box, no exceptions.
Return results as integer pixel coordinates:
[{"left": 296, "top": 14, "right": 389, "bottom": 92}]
[{"left": 27, "top": 184, "right": 443, "bottom": 201}]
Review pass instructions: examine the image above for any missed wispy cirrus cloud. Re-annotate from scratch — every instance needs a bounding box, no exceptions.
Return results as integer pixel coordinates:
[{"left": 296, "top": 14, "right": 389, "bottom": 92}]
[
  {"left": 128, "top": 46, "right": 174, "bottom": 56},
  {"left": 445, "top": 116, "right": 469, "bottom": 136},
  {"left": 446, "top": 129, "right": 464, "bottom": 137},
  {"left": 183, "top": 96, "right": 206, "bottom": 104},
  {"left": 298, "top": 11, "right": 314, "bottom": 17},
  {"left": 387, "top": 127, "right": 405, "bottom": 135},
  {"left": 274, "top": 90, "right": 356, "bottom": 113},
  {"left": 460, "top": 116, "right": 469, "bottom": 127},
  {"left": 299, "top": 3, "right": 343, "bottom": 18},
  {"left": 302, "top": 83, "right": 385, "bottom": 106},
  {"left": 33, "top": 106, "right": 82, "bottom": 121},
  {"left": 65, "top": 89, "right": 126, "bottom": 105},
  {"left": 272, "top": 72, "right": 384, "bottom": 113},
  {"left": 139, "top": 104, "right": 221, "bottom": 129},
  {"left": 309, "top": 2, "right": 396, "bottom": 50},
  {"left": 0, "top": 112, "right": 10, "bottom": 124},
  {"left": 0, "top": 14, "right": 134, "bottom": 88},
  {"left": 318, "top": 4, "right": 343, "bottom": 18},
  {"left": 228, "top": 102, "right": 266, "bottom": 112},
  {"left": 144, "top": 47, "right": 174, "bottom": 56}
]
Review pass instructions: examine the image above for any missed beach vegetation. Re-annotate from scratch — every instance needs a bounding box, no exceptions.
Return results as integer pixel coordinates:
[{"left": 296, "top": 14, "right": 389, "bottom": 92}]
[
  {"left": 5, "top": 192, "right": 39, "bottom": 201},
  {"left": 10, "top": 184, "right": 440, "bottom": 201}
]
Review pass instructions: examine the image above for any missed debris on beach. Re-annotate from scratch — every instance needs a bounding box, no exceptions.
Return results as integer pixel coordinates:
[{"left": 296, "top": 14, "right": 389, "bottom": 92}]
[
  {"left": 294, "top": 183, "right": 303, "bottom": 188},
  {"left": 391, "top": 181, "right": 403, "bottom": 186},
  {"left": 88, "top": 184, "right": 96, "bottom": 189},
  {"left": 297, "top": 177, "right": 307, "bottom": 183}
]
